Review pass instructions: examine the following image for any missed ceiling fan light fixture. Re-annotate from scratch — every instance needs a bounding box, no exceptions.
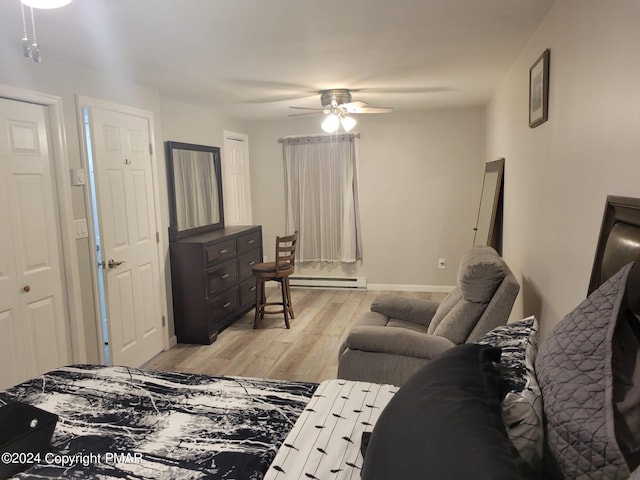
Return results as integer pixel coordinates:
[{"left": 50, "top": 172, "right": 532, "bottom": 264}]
[
  {"left": 321, "top": 113, "right": 340, "bottom": 133},
  {"left": 21, "top": 0, "right": 72, "bottom": 8},
  {"left": 340, "top": 115, "right": 357, "bottom": 132}
]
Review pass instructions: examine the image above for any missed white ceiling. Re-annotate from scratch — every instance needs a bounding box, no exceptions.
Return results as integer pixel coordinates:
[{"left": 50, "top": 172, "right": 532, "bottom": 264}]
[{"left": 0, "top": 0, "right": 555, "bottom": 120}]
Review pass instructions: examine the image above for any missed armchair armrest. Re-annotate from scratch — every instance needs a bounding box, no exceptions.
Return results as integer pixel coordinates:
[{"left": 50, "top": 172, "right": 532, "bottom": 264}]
[
  {"left": 371, "top": 294, "right": 440, "bottom": 327},
  {"left": 344, "top": 325, "right": 455, "bottom": 360}
]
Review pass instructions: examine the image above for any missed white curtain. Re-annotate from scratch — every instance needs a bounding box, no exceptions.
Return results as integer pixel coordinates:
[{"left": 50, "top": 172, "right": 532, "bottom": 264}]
[{"left": 283, "top": 134, "right": 362, "bottom": 263}]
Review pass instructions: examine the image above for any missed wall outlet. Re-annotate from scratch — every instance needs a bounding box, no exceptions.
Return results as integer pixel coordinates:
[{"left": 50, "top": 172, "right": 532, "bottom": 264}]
[{"left": 438, "top": 258, "right": 446, "bottom": 269}]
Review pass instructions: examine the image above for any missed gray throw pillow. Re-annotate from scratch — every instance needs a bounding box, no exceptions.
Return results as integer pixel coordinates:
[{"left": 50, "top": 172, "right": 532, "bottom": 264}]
[{"left": 535, "top": 264, "right": 634, "bottom": 479}]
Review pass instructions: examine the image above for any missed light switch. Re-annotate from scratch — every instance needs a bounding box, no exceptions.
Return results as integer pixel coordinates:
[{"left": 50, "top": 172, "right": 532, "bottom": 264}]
[
  {"left": 71, "top": 168, "right": 86, "bottom": 186},
  {"left": 74, "top": 219, "right": 89, "bottom": 239}
]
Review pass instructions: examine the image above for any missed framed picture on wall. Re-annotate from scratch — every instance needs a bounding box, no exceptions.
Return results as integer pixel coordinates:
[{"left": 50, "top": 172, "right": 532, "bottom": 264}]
[{"left": 529, "top": 49, "right": 550, "bottom": 128}]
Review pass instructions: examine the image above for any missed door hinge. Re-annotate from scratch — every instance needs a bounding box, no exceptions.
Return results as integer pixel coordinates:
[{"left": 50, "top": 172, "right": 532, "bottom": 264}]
[
  {"left": 149, "top": 143, "right": 153, "bottom": 155},
  {"left": 156, "top": 232, "right": 160, "bottom": 244},
  {"left": 162, "top": 315, "right": 166, "bottom": 327}
]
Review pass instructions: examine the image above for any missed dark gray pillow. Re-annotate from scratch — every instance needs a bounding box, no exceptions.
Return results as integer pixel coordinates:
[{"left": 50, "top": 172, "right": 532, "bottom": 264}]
[
  {"left": 535, "top": 263, "right": 635, "bottom": 479},
  {"left": 361, "top": 343, "right": 533, "bottom": 480}
]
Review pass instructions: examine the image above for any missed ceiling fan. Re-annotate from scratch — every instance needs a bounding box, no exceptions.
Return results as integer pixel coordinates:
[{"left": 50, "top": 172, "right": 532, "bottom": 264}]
[{"left": 288, "top": 88, "right": 392, "bottom": 133}]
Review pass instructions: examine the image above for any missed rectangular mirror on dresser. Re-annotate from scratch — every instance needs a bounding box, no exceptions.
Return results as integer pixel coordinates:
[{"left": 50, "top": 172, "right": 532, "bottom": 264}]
[{"left": 166, "top": 141, "right": 262, "bottom": 344}]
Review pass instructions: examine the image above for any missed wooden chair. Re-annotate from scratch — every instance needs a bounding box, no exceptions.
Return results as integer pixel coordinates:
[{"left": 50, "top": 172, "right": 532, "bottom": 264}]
[{"left": 251, "top": 231, "right": 298, "bottom": 329}]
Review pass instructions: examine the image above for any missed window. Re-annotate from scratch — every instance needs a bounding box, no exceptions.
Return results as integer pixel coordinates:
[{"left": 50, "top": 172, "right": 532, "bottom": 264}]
[{"left": 282, "top": 134, "right": 362, "bottom": 262}]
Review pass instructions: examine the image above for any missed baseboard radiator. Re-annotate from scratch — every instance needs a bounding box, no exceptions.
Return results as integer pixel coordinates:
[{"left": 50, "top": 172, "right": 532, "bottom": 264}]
[{"left": 289, "top": 275, "right": 367, "bottom": 289}]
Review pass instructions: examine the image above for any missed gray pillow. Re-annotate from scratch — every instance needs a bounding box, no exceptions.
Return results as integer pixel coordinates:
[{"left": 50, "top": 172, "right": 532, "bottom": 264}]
[{"left": 535, "top": 264, "right": 634, "bottom": 479}]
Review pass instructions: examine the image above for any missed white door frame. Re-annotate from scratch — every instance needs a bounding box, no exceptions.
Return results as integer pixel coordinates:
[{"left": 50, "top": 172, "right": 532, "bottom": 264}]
[
  {"left": 76, "top": 96, "right": 170, "bottom": 362},
  {"left": 0, "top": 83, "right": 86, "bottom": 363}
]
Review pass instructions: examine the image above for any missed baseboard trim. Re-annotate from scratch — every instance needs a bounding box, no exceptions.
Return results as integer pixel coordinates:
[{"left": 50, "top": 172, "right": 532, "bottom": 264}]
[
  {"left": 168, "top": 335, "right": 178, "bottom": 349},
  {"left": 367, "top": 284, "right": 455, "bottom": 293}
]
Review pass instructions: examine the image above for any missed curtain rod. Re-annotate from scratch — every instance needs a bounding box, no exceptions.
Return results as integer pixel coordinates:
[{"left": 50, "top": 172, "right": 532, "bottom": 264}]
[{"left": 277, "top": 133, "right": 360, "bottom": 143}]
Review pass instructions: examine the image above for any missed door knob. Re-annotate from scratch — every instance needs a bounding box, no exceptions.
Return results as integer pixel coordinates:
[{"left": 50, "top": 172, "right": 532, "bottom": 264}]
[
  {"left": 108, "top": 259, "right": 126, "bottom": 269},
  {"left": 22, "top": 285, "right": 31, "bottom": 292}
]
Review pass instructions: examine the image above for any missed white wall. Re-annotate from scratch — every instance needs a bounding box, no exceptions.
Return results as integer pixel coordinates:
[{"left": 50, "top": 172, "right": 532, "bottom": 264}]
[
  {"left": 486, "top": 0, "right": 640, "bottom": 338},
  {"left": 160, "top": 97, "right": 247, "bottom": 148},
  {"left": 248, "top": 107, "right": 486, "bottom": 289}
]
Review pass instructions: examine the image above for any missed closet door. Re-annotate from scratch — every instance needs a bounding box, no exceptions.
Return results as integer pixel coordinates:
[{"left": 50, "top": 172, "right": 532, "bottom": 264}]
[
  {"left": 0, "top": 98, "right": 70, "bottom": 389},
  {"left": 223, "top": 131, "right": 252, "bottom": 225}
]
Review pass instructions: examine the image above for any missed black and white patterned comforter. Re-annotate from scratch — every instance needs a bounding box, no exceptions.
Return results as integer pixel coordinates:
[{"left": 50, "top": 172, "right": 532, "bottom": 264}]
[{"left": 0, "top": 365, "right": 316, "bottom": 479}]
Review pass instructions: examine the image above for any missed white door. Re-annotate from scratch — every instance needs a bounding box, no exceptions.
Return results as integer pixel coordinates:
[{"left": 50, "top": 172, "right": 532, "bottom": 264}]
[
  {"left": 222, "top": 131, "right": 252, "bottom": 225},
  {"left": 0, "top": 98, "right": 70, "bottom": 389},
  {"left": 89, "top": 107, "right": 163, "bottom": 367}
]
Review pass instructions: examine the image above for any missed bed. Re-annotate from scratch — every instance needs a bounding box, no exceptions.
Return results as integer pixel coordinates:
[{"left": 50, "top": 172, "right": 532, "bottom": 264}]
[
  {"left": 1, "top": 195, "right": 639, "bottom": 480},
  {"left": 0, "top": 368, "right": 396, "bottom": 479}
]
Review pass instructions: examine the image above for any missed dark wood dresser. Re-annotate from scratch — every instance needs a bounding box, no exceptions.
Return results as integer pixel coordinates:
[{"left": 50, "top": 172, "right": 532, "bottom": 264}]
[{"left": 169, "top": 225, "right": 262, "bottom": 344}]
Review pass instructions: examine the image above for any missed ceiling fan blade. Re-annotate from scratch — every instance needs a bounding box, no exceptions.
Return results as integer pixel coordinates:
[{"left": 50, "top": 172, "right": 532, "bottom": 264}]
[
  {"left": 353, "top": 86, "right": 453, "bottom": 94},
  {"left": 243, "top": 93, "right": 317, "bottom": 104},
  {"left": 288, "top": 112, "right": 324, "bottom": 117},
  {"left": 289, "top": 106, "right": 325, "bottom": 111},
  {"left": 340, "top": 101, "right": 368, "bottom": 111},
  {"left": 347, "top": 106, "right": 394, "bottom": 114}
]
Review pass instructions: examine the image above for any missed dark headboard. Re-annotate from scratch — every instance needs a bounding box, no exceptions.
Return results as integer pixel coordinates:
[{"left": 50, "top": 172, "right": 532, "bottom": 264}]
[{"left": 588, "top": 195, "right": 640, "bottom": 295}]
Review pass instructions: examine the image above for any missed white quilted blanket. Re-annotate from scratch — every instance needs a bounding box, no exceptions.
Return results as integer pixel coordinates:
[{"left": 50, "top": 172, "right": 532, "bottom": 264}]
[{"left": 264, "top": 379, "right": 398, "bottom": 480}]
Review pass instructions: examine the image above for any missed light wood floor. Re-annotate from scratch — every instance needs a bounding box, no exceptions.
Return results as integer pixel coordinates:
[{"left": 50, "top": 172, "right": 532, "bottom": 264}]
[{"left": 145, "top": 287, "right": 446, "bottom": 384}]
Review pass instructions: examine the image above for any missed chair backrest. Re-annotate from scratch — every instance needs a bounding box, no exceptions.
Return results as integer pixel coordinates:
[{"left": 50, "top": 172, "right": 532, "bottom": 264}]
[
  {"left": 426, "top": 246, "right": 520, "bottom": 344},
  {"left": 274, "top": 231, "right": 298, "bottom": 276}
]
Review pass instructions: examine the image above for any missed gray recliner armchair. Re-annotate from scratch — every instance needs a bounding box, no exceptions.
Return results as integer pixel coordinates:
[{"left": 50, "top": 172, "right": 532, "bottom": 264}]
[{"left": 337, "top": 246, "right": 520, "bottom": 386}]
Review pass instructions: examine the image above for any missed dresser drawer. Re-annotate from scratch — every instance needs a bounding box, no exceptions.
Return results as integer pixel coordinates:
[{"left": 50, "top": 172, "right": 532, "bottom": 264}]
[
  {"left": 238, "top": 248, "right": 262, "bottom": 280},
  {"left": 205, "top": 240, "right": 237, "bottom": 265},
  {"left": 239, "top": 277, "right": 257, "bottom": 308},
  {"left": 206, "top": 258, "right": 238, "bottom": 298},
  {"left": 207, "top": 287, "right": 239, "bottom": 332},
  {"left": 237, "top": 230, "right": 262, "bottom": 254},
  {"left": 171, "top": 226, "right": 262, "bottom": 345}
]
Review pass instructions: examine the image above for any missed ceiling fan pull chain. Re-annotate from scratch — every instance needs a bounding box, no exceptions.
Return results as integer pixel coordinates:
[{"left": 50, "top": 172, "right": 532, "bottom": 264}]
[
  {"left": 29, "top": 5, "right": 41, "bottom": 62},
  {"left": 20, "top": 1, "right": 31, "bottom": 57}
]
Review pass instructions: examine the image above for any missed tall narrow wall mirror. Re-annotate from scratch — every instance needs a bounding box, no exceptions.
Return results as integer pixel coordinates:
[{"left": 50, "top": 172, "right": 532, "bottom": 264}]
[
  {"left": 473, "top": 158, "right": 504, "bottom": 255},
  {"left": 166, "top": 141, "right": 224, "bottom": 240}
]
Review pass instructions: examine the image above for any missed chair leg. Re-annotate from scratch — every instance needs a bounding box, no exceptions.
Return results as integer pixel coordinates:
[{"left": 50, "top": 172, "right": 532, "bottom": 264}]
[
  {"left": 285, "top": 277, "right": 295, "bottom": 319},
  {"left": 261, "top": 283, "right": 267, "bottom": 319},
  {"left": 253, "top": 277, "right": 263, "bottom": 329},
  {"left": 280, "top": 279, "right": 290, "bottom": 329}
]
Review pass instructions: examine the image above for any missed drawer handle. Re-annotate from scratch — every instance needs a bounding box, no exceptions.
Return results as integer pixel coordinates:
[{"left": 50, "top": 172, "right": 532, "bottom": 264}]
[
  {"left": 250, "top": 286, "right": 256, "bottom": 292},
  {"left": 248, "top": 261, "right": 256, "bottom": 266},
  {"left": 247, "top": 239, "right": 255, "bottom": 244},
  {"left": 219, "top": 249, "right": 229, "bottom": 254},
  {"left": 223, "top": 302, "right": 232, "bottom": 308},
  {"left": 221, "top": 273, "right": 230, "bottom": 279}
]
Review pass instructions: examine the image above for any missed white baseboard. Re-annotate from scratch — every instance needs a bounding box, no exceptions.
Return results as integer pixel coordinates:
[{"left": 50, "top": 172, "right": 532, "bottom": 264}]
[
  {"left": 367, "top": 284, "right": 455, "bottom": 293},
  {"left": 290, "top": 275, "right": 366, "bottom": 289},
  {"left": 168, "top": 335, "right": 178, "bottom": 349}
]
